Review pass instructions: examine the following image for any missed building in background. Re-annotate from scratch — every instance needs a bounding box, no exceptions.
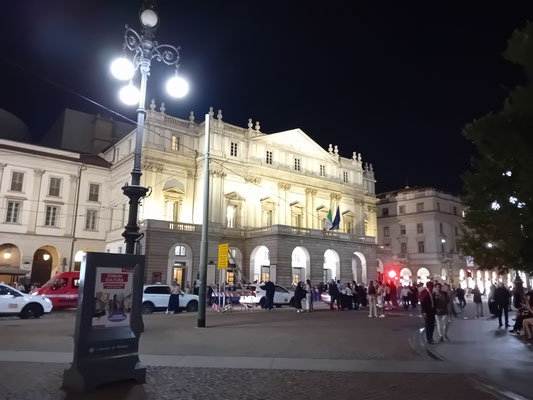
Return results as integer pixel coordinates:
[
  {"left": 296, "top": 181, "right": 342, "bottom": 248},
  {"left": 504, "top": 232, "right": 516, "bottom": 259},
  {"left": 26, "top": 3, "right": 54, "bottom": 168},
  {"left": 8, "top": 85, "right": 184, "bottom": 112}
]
[{"left": 0, "top": 103, "right": 380, "bottom": 288}]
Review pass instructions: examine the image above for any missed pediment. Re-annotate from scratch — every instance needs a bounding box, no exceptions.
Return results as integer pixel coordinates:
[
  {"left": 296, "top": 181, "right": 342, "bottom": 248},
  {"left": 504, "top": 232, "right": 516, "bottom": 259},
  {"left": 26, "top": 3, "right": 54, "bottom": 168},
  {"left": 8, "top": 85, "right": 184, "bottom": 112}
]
[
  {"left": 251, "top": 129, "right": 336, "bottom": 162},
  {"left": 225, "top": 191, "right": 245, "bottom": 201}
]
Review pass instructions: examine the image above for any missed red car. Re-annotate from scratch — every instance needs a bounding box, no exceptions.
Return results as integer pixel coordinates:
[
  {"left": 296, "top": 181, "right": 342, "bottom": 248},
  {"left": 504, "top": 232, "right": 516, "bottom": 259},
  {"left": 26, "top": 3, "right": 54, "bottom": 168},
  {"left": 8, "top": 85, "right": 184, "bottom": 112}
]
[{"left": 30, "top": 272, "right": 80, "bottom": 308}]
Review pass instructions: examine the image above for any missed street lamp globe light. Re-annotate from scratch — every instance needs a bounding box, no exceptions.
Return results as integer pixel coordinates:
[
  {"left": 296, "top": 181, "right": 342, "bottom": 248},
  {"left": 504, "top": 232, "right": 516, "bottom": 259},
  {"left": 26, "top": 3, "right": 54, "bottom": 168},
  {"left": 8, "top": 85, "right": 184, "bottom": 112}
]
[
  {"left": 140, "top": 9, "right": 158, "bottom": 28},
  {"left": 119, "top": 83, "right": 141, "bottom": 105},
  {"left": 166, "top": 75, "right": 189, "bottom": 98},
  {"left": 111, "top": 57, "right": 135, "bottom": 81}
]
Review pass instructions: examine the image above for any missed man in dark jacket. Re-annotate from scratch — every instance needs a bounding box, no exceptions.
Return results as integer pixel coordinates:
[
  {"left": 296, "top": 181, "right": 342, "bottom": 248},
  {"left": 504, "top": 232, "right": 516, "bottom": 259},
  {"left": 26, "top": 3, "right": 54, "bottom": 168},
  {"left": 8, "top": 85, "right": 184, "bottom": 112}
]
[
  {"left": 494, "top": 282, "right": 511, "bottom": 327},
  {"left": 420, "top": 281, "right": 436, "bottom": 344},
  {"left": 263, "top": 281, "right": 275, "bottom": 311},
  {"left": 328, "top": 279, "right": 341, "bottom": 310}
]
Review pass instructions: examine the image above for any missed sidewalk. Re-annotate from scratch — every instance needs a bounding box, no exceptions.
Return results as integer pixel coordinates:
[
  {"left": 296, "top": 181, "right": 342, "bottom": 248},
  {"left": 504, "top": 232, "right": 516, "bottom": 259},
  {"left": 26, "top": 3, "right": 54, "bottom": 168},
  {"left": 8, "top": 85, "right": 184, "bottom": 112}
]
[{"left": 421, "top": 302, "right": 533, "bottom": 399}]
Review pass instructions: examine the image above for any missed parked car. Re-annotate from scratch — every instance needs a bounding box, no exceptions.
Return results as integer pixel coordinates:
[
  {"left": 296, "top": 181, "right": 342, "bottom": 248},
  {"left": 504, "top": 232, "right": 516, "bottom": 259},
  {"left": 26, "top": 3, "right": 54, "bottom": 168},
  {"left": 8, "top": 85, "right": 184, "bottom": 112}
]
[
  {"left": 239, "top": 284, "right": 294, "bottom": 308},
  {"left": 0, "top": 283, "right": 53, "bottom": 319},
  {"left": 142, "top": 284, "right": 199, "bottom": 313},
  {"left": 30, "top": 272, "right": 80, "bottom": 308}
]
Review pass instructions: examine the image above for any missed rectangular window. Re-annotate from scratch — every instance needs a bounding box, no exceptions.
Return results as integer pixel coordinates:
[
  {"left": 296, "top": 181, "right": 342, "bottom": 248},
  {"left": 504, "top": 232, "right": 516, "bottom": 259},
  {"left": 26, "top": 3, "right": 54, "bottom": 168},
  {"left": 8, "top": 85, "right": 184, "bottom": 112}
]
[
  {"left": 437, "top": 202, "right": 441, "bottom": 211},
  {"left": 48, "top": 177, "right": 61, "bottom": 197},
  {"left": 453, "top": 206, "right": 457, "bottom": 215},
  {"left": 320, "top": 165, "right": 326, "bottom": 177},
  {"left": 399, "top": 205, "right": 406, "bottom": 214},
  {"left": 382, "top": 208, "right": 389, "bottom": 217},
  {"left": 174, "top": 245, "right": 186, "bottom": 256},
  {"left": 343, "top": 171, "right": 349, "bottom": 183},
  {"left": 266, "top": 150, "right": 273, "bottom": 164},
  {"left": 455, "top": 226, "right": 459, "bottom": 236},
  {"left": 10, "top": 171, "right": 24, "bottom": 192},
  {"left": 118, "top": 246, "right": 122, "bottom": 254},
  {"left": 171, "top": 135, "right": 179, "bottom": 151},
  {"left": 85, "top": 209, "right": 97, "bottom": 230},
  {"left": 417, "top": 223, "right": 423, "bottom": 234},
  {"left": 400, "top": 242, "right": 407, "bottom": 255},
  {"left": 440, "top": 223, "right": 444, "bottom": 234},
  {"left": 418, "top": 241, "right": 425, "bottom": 253},
  {"left": 6, "top": 201, "right": 21, "bottom": 223},
  {"left": 294, "top": 158, "right": 301, "bottom": 171},
  {"left": 383, "top": 226, "right": 390, "bottom": 237},
  {"left": 416, "top": 202, "right": 424, "bottom": 212},
  {"left": 45, "top": 205, "right": 58, "bottom": 227},
  {"left": 230, "top": 142, "right": 238, "bottom": 157},
  {"left": 89, "top": 183, "right": 100, "bottom": 202},
  {"left": 400, "top": 224, "right": 406, "bottom": 235}
]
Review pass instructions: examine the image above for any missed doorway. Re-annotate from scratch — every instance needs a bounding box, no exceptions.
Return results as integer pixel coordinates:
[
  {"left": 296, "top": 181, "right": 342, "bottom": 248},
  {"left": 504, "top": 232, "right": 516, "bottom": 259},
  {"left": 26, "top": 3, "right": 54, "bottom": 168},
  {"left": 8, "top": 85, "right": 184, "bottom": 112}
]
[{"left": 173, "top": 262, "right": 186, "bottom": 288}]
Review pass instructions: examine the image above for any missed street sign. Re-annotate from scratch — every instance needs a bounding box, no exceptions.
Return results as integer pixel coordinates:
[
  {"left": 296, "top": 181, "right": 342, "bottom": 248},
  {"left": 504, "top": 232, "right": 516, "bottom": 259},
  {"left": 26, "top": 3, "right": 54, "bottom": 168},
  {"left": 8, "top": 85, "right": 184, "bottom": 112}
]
[{"left": 218, "top": 243, "right": 228, "bottom": 269}]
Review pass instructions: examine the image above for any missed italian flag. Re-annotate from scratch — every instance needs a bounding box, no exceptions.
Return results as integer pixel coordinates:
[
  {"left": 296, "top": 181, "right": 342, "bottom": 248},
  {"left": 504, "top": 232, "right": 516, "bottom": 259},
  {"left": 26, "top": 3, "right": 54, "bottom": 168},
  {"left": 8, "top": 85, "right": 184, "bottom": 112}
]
[{"left": 324, "top": 209, "right": 333, "bottom": 230}]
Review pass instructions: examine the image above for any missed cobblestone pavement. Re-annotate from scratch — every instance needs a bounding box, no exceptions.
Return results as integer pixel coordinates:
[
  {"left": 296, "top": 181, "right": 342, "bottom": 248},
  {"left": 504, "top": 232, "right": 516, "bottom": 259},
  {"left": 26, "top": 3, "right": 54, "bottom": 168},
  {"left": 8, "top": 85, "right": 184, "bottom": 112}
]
[{"left": 0, "top": 363, "right": 502, "bottom": 400}]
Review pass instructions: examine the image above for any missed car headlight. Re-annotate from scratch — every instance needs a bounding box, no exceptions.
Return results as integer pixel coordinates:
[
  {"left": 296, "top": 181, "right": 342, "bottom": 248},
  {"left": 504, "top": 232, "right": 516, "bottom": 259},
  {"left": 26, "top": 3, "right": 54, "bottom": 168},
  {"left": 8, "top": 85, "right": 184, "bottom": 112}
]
[{"left": 44, "top": 297, "right": 52, "bottom": 303}]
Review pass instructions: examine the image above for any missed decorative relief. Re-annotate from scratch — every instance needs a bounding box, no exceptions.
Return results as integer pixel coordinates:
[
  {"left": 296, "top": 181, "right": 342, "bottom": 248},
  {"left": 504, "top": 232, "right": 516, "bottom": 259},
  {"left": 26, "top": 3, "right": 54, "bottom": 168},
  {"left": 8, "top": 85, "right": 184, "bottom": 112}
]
[
  {"left": 277, "top": 182, "right": 291, "bottom": 191},
  {"left": 209, "top": 169, "right": 227, "bottom": 178},
  {"left": 330, "top": 193, "right": 341, "bottom": 201},
  {"left": 33, "top": 169, "right": 45, "bottom": 177},
  {"left": 186, "top": 170, "right": 197, "bottom": 178},
  {"left": 304, "top": 188, "right": 318, "bottom": 196},
  {"left": 142, "top": 162, "right": 164, "bottom": 172},
  {"left": 245, "top": 176, "right": 262, "bottom": 185}
]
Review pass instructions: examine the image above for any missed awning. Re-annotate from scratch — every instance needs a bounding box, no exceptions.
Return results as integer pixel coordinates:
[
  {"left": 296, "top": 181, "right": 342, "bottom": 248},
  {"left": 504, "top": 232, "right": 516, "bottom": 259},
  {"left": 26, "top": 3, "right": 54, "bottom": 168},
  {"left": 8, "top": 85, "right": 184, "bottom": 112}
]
[{"left": 0, "top": 267, "right": 29, "bottom": 275}]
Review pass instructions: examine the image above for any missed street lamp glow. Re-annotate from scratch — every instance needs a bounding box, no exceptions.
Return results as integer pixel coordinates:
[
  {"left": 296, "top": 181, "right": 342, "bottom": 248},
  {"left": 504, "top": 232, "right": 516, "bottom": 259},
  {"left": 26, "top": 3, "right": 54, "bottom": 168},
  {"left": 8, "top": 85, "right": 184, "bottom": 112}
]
[
  {"left": 119, "top": 83, "right": 140, "bottom": 105},
  {"left": 441, "top": 238, "right": 446, "bottom": 243},
  {"left": 140, "top": 9, "right": 158, "bottom": 28},
  {"left": 517, "top": 201, "right": 526, "bottom": 209},
  {"left": 486, "top": 242, "right": 493, "bottom": 248},
  {"left": 503, "top": 170, "right": 512, "bottom": 177},
  {"left": 491, "top": 201, "right": 500, "bottom": 211},
  {"left": 166, "top": 76, "right": 189, "bottom": 98},
  {"left": 3, "top": 251, "right": 11, "bottom": 260},
  {"left": 111, "top": 57, "right": 135, "bottom": 81},
  {"left": 509, "top": 196, "right": 518, "bottom": 204},
  {"left": 43, "top": 253, "right": 50, "bottom": 261}
]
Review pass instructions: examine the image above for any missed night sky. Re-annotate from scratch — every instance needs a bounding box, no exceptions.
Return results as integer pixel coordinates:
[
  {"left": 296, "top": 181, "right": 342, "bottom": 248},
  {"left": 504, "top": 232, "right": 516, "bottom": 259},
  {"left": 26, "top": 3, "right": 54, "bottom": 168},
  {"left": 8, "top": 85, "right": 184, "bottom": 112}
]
[{"left": 2, "top": 1, "right": 533, "bottom": 194}]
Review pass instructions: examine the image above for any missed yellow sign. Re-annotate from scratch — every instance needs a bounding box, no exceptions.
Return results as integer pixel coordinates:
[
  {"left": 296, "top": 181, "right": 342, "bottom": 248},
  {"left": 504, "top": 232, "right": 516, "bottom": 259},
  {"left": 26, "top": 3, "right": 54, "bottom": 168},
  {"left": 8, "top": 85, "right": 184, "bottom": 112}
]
[{"left": 218, "top": 243, "right": 229, "bottom": 269}]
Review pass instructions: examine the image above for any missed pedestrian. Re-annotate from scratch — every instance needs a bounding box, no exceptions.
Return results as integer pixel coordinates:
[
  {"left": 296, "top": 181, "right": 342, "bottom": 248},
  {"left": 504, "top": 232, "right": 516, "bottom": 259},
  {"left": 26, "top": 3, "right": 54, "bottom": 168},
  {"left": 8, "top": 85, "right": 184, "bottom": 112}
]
[
  {"left": 352, "top": 281, "right": 360, "bottom": 310},
  {"left": 264, "top": 280, "right": 275, "bottom": 311},
  {"left": 17, "top": 281, "right": 25, "bottom": 293},
  {"left": 294, "top": 282, "right": 305, "bottom": 313},
  {"left": 488, "top": 284, "right": 498, "bottom": 317},
  {"left": 434, "top": 283, "right": 450, "bottom": 341},
  {"left": 343, "top": 283, "right": 353, "bottom": 310},
  {"left": 472, "top": 285, "right": 484, "bottom": 318},
  {"left": 376, "top": 282, "right": 386, "bottom": 317},
  {"left": 360, "top": 283, "right": 368, "bottom": 308},
  {"left": 420, "top": 281, "right": 436, "bottom": 344},
  {"left": 494, "top": 282, "right": 511, "bottom": 328},
  {"left": 456, "top": 286, "right": 466, "bottom": 310},
  {"left": 167, "top": 280, "right": 182, "bottom": 314},
  {"left": 367, "top": 281, "right": 378, "bottom": 317},
  {"left": 305, "top": 279, "right": 313, "bottom": 312},
  {"left": 400, "top": 286, "right": 410, "bottom": 310},
  {"left": 328, "top": 279, "right": 341, "bottom": 310}
]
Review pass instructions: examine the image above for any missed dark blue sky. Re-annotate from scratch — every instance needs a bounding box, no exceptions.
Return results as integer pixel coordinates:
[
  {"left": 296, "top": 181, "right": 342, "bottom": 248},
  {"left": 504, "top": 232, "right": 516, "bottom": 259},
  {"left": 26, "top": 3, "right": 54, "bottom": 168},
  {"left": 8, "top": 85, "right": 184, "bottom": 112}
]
[{"left": 2, "top": 1, "right": 532, "bottom": 193}]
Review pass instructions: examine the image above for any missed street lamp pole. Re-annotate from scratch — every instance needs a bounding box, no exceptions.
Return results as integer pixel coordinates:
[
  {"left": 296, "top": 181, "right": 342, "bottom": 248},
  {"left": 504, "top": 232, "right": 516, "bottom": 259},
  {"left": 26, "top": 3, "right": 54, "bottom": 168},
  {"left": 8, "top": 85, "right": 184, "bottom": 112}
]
[{"left": 113, "top": 1, "right": 188, "bottom": 254}]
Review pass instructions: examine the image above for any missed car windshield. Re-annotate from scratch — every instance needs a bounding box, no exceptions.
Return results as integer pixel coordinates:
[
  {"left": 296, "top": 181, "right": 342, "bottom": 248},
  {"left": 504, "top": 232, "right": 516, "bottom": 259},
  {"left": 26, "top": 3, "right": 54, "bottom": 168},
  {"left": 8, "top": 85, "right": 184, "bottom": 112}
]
[{"left": 41, "top": 277, "right": 68, "bottom": 290}]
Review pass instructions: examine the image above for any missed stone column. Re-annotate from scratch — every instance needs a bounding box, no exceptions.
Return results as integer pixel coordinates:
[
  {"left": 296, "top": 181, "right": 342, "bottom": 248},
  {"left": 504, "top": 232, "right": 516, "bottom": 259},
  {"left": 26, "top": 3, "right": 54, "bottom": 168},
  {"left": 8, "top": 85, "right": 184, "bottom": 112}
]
[
  {"left": 27, "top": 169, "right": 44, "bottom": 233},
  {"left": 277, "top": 182, "right": 291, "bottom": 225},
  {"left": 65, "top": 174, "right": 79, "bottom": 237},
  {"left": 0, "top": 163, "right": 5, "bottom": 192}
]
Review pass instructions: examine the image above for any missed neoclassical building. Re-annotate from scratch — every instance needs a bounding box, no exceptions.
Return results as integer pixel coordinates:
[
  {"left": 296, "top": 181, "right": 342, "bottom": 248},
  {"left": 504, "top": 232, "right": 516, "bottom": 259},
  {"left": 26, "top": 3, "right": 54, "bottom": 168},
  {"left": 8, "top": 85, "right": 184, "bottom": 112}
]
[
  {"left": 0, "top": 104, "right": 380, "bottom": 288},
  {"left": 103, "top": 102, "right": 379, "bottom": 288}
]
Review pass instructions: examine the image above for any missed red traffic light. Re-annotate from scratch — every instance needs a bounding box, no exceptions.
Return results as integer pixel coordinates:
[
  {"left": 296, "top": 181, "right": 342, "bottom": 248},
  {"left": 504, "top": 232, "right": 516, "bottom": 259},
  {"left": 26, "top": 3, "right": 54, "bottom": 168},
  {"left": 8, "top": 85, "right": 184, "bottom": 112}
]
[{"left": 388, "top": 270, "right": 397, "bottom": 279}]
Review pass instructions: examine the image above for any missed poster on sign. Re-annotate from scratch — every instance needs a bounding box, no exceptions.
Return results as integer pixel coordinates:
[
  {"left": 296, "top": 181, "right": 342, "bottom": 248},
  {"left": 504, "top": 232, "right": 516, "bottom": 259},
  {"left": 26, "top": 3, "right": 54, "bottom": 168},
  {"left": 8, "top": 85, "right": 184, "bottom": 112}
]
[{"left": 92, "top": 267, "right": 134, "bottom": 329}]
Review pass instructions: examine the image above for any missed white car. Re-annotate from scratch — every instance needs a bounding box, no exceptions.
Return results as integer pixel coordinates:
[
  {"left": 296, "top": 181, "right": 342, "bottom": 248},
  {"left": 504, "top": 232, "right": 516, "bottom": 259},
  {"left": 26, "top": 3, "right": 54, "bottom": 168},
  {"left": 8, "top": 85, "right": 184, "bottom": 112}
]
[
  {"left": 239, "top": 284, "right": 294, "bottom": 308},
  {"left": 0, "top": 283, "right": 53, "bottom": 319},
  {"left": 141, "top": 284, "right": 199, "bottom": 314}
]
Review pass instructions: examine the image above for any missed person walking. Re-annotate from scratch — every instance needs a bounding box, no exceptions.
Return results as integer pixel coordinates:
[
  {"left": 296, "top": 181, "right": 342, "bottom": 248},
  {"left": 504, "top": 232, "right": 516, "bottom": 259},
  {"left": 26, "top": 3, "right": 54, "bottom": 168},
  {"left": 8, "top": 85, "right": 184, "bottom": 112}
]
[
  {"left": 328, "top": 279, "right": 341, "bottom": 310},
  {"left": 264, "top": 280, "right": 275, "bottom": 311},
  {"left": 294, "top": 282, "right": 305, "bottom": 313},
  {"left": 352, "top": 281, "right": 360, "bottom": 310},
  {"left": 305, "top": 279, "right": 313, "bottom": 312},
  {"left": 472, "top": 285, "right": 484, "bottom": 318},
  {"left": 367, "top": 281, "right": 378, "bottom": 317},
  {"left": 456, "top": 286, "right": 466, "bottom": 310},
  {"left": 400, "top": 286, "right": 410, "bottom": 310},
  {"left": 167, "top": 280, "right": 182, "bottom": 314},
  {"left": 343, "top": 283, "right": 353, "bottom": 310},
  {"left": 376, "top": 283, "right": 386, "bottom": 317},
  {"left": 420, "top": 281, "right": 436, "bottom": 344},
  {"left": 434, "top": 284, "right": 450, "bottom": 341},
  {"left": 494, "top": 282, "right": 511, "bottom": 327}
]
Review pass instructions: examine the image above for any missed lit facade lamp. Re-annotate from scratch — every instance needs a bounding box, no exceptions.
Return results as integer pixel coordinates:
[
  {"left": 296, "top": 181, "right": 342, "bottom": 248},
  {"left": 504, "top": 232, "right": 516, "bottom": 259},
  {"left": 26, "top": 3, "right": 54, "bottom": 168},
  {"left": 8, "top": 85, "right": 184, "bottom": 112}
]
[
  {"left": 111, "top": 0, "right": 189, "bottom": 254},
  {"left": 43, "top": 253, "right": 51, "bottom": 261},
  {"left": 3, "top": 250, "right": 12, "bottom": 260}
]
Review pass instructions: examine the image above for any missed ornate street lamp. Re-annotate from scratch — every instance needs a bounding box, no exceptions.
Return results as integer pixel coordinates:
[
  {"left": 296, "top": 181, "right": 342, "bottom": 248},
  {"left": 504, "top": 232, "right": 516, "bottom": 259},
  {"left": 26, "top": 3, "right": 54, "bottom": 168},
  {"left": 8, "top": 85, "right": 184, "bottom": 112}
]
[{"left": 112, "top": 0, "right": 189, "bottom": 253}]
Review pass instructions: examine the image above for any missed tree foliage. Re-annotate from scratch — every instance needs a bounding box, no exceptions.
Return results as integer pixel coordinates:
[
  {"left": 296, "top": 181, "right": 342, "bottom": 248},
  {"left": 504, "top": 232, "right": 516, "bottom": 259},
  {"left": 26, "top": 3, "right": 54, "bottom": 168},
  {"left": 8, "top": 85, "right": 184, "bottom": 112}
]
[{"left": 460, "top": 23, "right": 533, "bottom": 274}]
